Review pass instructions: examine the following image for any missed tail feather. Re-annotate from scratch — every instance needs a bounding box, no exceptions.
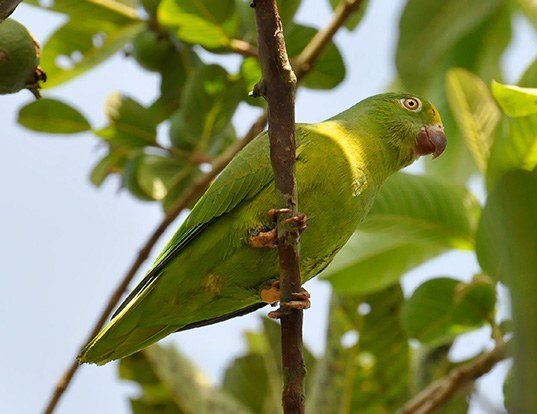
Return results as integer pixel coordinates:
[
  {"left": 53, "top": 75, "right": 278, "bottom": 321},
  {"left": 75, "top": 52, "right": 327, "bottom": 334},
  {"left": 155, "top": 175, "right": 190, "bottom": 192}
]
[{"left": 78, "top": 323, "right": 177, "bottom": 365}]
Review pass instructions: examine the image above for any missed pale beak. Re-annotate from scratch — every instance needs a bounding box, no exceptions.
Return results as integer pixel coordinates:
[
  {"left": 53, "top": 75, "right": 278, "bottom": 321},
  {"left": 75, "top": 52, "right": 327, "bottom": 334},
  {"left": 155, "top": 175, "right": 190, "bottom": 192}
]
[{"left": 414, "top": 124, "right": 447, "bottom": 159}]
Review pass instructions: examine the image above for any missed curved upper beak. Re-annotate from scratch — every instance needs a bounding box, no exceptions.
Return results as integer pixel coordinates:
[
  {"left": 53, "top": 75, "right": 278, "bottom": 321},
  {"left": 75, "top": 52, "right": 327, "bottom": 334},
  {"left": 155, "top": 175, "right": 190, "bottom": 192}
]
[{"left": 414, "top": 124, "right": 447, "bottom": 159}]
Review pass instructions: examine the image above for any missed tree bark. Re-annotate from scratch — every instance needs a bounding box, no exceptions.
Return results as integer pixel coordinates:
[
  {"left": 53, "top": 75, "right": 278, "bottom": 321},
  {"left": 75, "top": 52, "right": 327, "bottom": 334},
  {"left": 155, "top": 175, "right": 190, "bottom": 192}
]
[{"left": 252, "top": 1, "right": 304, "bottom": 413}]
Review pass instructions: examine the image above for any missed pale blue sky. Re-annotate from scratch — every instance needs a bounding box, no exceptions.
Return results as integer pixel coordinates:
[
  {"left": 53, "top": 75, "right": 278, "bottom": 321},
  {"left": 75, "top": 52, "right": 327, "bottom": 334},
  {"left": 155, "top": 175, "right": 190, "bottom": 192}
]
[{"left": 0, "top": 1, "right": 535, "bottom": 413}]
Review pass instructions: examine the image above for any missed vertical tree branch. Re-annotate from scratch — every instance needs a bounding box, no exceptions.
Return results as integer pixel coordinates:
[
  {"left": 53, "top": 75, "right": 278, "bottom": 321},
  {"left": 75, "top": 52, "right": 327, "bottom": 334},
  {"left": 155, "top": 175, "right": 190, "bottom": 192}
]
[{"left": 252, "top": 1, "right": 304, "bottom": 413}]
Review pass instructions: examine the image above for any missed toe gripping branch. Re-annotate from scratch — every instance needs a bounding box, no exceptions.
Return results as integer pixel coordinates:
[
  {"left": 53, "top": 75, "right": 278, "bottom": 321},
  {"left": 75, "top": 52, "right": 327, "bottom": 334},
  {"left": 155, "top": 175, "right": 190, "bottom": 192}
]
[
  {"left": 253, "top": 208, "right": 310, "bottom": 318},
  {"left": 249, "top": 208, "right": 307, "bottom": 249},
  {"left": 260, "top": 280, "right": 311, "bottom": 319}
]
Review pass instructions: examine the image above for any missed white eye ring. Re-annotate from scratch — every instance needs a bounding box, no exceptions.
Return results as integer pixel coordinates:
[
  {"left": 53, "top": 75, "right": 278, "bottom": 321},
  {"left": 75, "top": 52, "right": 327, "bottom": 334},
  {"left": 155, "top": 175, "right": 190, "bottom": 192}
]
[{"left": 400, "top": 97, "right": 422, "bottom": 112}]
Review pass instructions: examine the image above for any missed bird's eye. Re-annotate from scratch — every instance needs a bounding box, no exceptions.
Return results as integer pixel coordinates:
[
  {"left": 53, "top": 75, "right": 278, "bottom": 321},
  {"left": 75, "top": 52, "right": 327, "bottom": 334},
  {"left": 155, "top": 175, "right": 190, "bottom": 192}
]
[{"left": 401, "top": 97, "right": 422, "bottom": 112}]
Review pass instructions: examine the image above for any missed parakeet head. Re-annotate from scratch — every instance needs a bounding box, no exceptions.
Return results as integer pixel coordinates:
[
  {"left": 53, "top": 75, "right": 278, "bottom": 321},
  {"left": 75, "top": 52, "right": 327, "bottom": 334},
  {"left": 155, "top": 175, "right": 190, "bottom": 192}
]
[{"left": 358, "top": 92, "right": 447, "bottom": 167}]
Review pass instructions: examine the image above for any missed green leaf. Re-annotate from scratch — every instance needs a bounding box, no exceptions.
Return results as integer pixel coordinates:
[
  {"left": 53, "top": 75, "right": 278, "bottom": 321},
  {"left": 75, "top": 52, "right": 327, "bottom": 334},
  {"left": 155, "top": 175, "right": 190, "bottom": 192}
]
[
  {"left": 222, "top": 354, "right": 273, "bottom": 414},
  {"left": 396, "top": 0, "right": 504, "bottom": 92},
  {"left": 445, "top": 68, "right": 501, "bottom": 172},
  {"left": 451, "top": 275, "right": 497, "bottom": 325},
  {"left": 119, "top": 344, "right": 252, "bottom": 414},
  {"left": 286, "top": 24, "right": 345, "bottom": 90},
  {"left": 402, "top": 277, "right": 493, "bottom": 345},
  {"left": 96, "top": 92, "right": 158, "bottom": 147},
  {"left": 491, "top": 81, "right": 537, "bottom": 117},
  {"left": 279, "top": 0, "right": 302, "bottom": 27},
  {"left": 475, "top": 168, "right": 537, "bottom": 412},
  {"left": 89, "top": 150, "right": 127, "bottom": 187},
  {"left": 323, "top": 173, "right": 480, "bottom": 295},
  {"left": 422, "top": 3, "right": 512, "bottom": 184},
  {"left": 329, "top": 0, "right": 369, "bottom": 30},
  {"left": 168, "top": 64, "right": 243, "bottom": 153},
  {"left": 17, "top": 98, "right": 91, "bottom": 134},
  {"left": 39, "top": 20, "right": 145, "bottom": 88},
  {"left": 148, "top": 46, "right": 201, "bottom": 122},
  {"left": 26, "top": 0, "right": 138, "bottom": 21},
  {"left": 476, "top": 168, "right": 537, "bottom": 281},
  {"left": 308, "top": 286, "right": 410, "bottom": 414},
  {"left": 158, "top": 0, "right": 237, "bottom": 48},
  {"left": 123, "top": 153, "right": 187, "bottom": 201},
  {"left": 486, "top": 80, "right": 537, "bottom": 190}
]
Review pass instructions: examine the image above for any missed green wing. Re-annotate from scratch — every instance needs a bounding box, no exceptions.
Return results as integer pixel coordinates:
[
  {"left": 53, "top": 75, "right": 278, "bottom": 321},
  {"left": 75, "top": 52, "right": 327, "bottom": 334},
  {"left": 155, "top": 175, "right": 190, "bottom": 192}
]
[{"left": 113, "top": 131, "right": 276, "bottom": 317}]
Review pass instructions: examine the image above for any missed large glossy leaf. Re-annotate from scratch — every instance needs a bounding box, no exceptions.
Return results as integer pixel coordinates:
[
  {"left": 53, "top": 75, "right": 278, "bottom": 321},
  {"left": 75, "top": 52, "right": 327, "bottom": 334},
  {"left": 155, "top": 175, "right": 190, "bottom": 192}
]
[
  {"left": 446, "top": 68, "right": 501, "bottom": 172},
  {"left": 17, "top": 98, "right": 91, "bottom": 134},
  {"left": 396, "top": 0, "right": 504, "bottom": 92},
  {"left": 119, "top": 344, "right": 252, "bottom": 414},
  {"left": 39, "top": 20, "right": 144, "bottom": 88},
  {"left": 487, "top": 81, "right": 537, "bottom": 190},
  {"left": 422, "top": 3, "right": 511, "bottom": 184},
  {"left": 168, "top": 64, "right": 243, "bottom": 154},
  {"left": 491, "top": 81, "right": 537, "bottom": 117},
  {"left": 322, "top": 173, "right": 480, "bottom": 295},
  {"left": 95, "top": 92, "right": 158, "bottom": 148},
  {"left": 401, "top": 276, "right": 495, "bottom": 345},
  {"left": 158, "top": 0, "right": 238, "bottom": 48},
  {"left": 475, "top": 168, "right": 537, "bottom": 413},
  {"left": 476, "top": 168, "right": 537, "bottom": 281},
  {"left": 307, "top": 285, "right": 410, "bottom": 414},
  {"left": 286, "top": 24, "right": 345, "bottom": 90}
]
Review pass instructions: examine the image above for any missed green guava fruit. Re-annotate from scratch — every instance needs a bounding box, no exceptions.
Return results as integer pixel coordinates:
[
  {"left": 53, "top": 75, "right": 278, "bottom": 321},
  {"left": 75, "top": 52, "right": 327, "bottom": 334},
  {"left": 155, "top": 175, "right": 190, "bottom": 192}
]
[
  {"left": 0, "top": 18, "right": 46, "bottom": 97},
  {"left": 131, "top": 30, "right": 175, "bottom": 72}
]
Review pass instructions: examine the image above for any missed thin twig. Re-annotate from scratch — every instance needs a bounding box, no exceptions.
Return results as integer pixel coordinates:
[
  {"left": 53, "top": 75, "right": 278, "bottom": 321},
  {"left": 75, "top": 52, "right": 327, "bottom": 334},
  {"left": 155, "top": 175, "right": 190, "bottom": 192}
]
[
  {"left": 230, "top": 39, "right": 259, "bottom": 57},
  {"left": 43, "top": 113, "right": 267, "bottom": 414},
  {"left": 253, "top": 1, "right": 303, "bottom": 413},
  {"left": 294, "top": 0, "right": 366, "bottom": 78},
  {"left": 43, "top": 0, "right": 365, "bottom": 410},
  {"left": 399, "top": 341, "right": 509, "bottom": 414}
]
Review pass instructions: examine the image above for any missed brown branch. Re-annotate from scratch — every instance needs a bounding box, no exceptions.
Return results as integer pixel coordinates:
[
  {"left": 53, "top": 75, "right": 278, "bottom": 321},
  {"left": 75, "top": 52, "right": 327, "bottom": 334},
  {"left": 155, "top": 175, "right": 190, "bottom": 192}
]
[
  {"left": 400, "top": 341, "right": 509, "bottom": 414},
  {"left": 43, "top": 0, "right": 365, "bottom": 411},
  {"left": 230, "top": 39, "right": 259, "bottom": 57},
  {"left": 294, "top": 0, "right": 366, "bottom": 79},
  {"left": 42, "top": 113, "right": 267, "bottom": 414},
  {"left": 252, "top": 1, "right": 304, "bottom": 413},
  {"left": 0, "top": 0, "right": 22, "bottom": 21}
]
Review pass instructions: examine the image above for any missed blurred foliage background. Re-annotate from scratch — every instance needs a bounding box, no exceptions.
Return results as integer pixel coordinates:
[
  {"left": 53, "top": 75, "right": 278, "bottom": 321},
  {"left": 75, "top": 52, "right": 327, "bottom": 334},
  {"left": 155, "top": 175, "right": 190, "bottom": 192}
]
[{"left": 2, "top": 0, "right": 537, "bottom": 413}]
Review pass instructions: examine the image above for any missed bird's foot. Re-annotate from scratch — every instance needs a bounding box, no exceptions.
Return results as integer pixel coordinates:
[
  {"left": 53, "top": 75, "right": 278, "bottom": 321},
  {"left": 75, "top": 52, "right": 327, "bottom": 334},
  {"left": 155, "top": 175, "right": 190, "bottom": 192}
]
[
  {"left": 260, "top": 280, "right": 311, "bottom": 319},
  {"left": 249, "top": 210, "right": 307, "bottom": 249},
  {"left": 249, "top": 228, "right": 278, "bottom": 248},
  {"left": 268, "top": 208, "right": 308, "bottom": 233}
]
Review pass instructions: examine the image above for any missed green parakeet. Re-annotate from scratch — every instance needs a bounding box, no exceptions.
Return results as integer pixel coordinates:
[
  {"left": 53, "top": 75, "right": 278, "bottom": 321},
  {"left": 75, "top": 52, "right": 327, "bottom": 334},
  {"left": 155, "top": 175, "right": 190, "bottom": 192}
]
[{"left": 79, "top": 93, "right": 446, "bottom": 364}]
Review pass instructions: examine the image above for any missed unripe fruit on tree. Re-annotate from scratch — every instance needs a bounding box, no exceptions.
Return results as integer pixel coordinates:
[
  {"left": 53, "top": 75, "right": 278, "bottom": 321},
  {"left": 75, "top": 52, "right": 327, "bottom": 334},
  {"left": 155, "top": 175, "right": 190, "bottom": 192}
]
[
  {"left": 131, "top": 30, "right": 175, "bottom": 73},
  {"left": 0, "top": 18, "right": 46, "bottom": 98}
]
